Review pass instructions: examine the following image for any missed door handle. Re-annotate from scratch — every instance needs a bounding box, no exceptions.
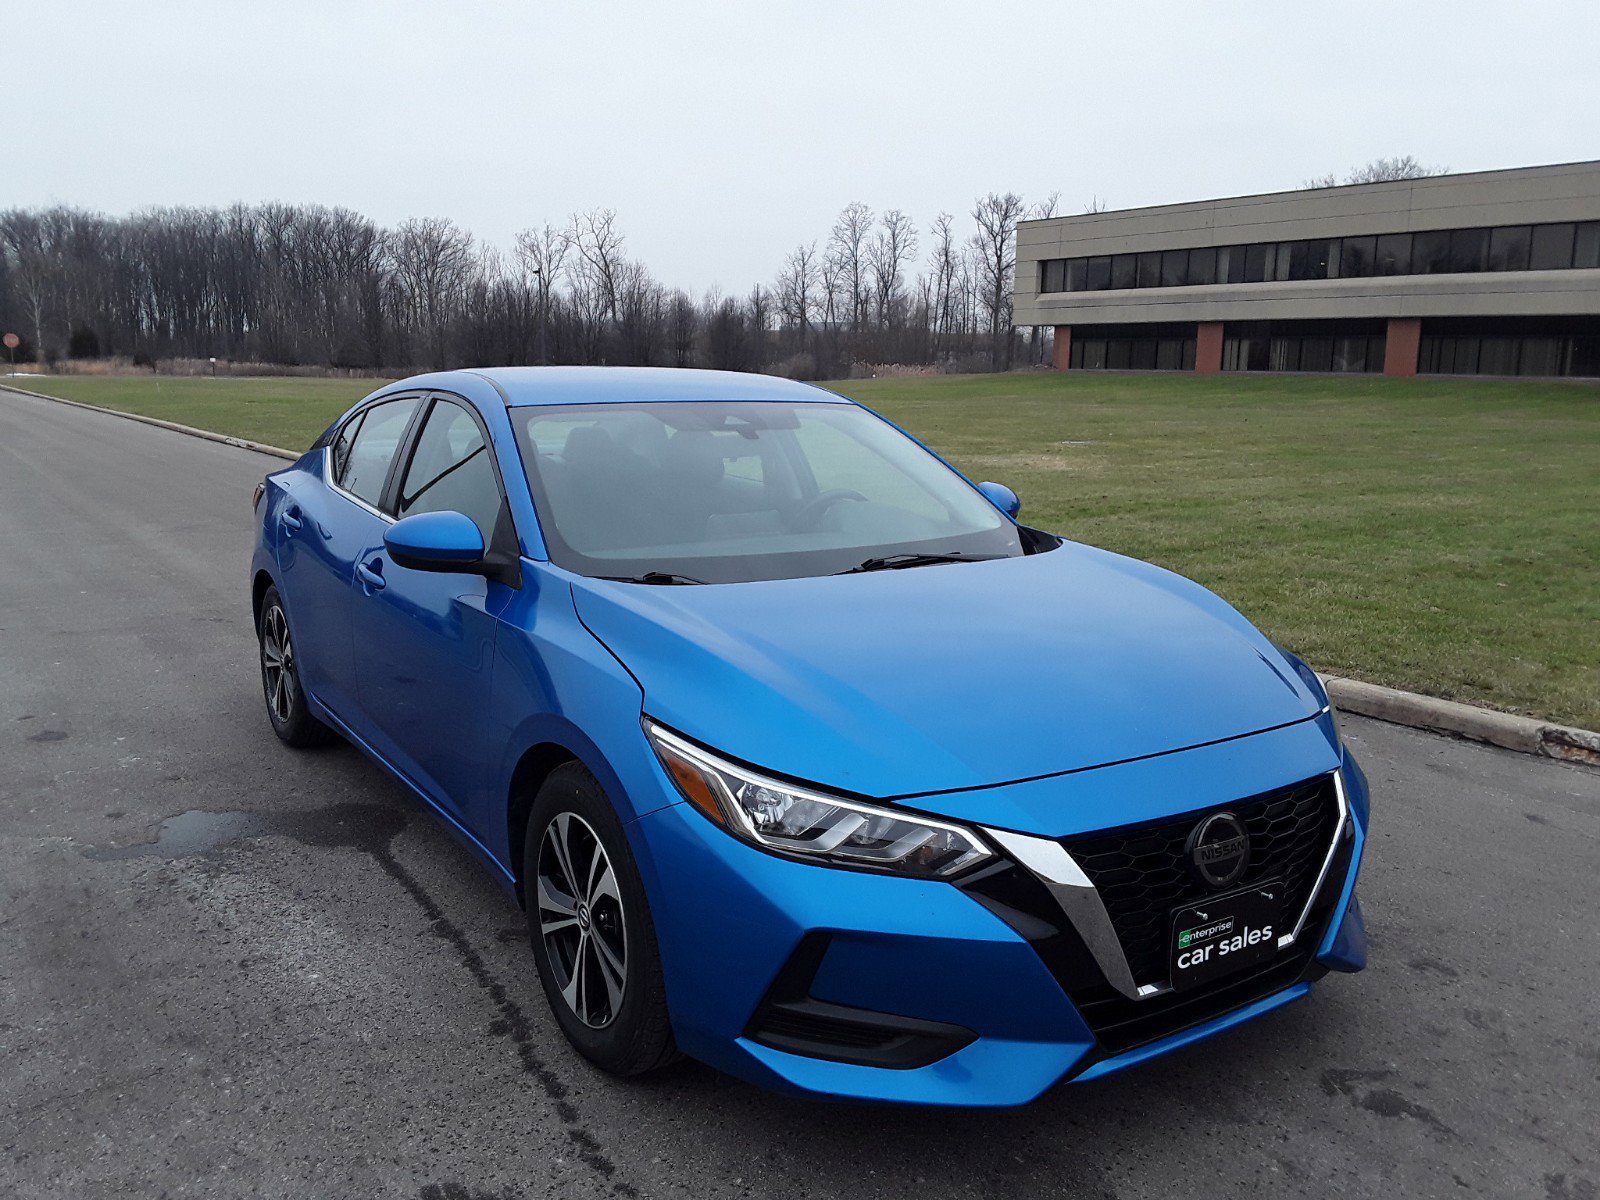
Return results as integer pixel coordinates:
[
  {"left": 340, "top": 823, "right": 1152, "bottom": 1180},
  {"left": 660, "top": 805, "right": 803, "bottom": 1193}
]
[
  {"left": 357, "top": 559, "right": 386, "bottom": 592},
  {"left": 281, "top": 506, "right": 303, "bottom": 532}
]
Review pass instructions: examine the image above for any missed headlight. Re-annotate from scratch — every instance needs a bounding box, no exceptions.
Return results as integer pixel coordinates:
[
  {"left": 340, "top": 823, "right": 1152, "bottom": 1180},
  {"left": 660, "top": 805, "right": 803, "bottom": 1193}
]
[{"left": 643, "top": 720, "right": 992, "bottom": 878}]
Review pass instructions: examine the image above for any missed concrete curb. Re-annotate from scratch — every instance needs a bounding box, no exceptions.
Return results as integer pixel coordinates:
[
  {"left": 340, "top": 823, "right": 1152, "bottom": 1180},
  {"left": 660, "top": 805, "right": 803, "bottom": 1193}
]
[
  {"left": 6, "top": 377, "right": 1598, "bottom": 768},
  {"left": 1326, "top": 676, "right": 1600, "bottom": 767},
  {"left": 0, "top": 380, "right": 300, "bottom": 461}
]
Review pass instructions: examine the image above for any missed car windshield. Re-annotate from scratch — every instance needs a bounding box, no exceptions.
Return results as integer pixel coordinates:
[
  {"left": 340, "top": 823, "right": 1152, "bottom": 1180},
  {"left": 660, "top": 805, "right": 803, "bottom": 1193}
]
[{"left": 513, "top": 400, "right": 1029, "bottom": 583}]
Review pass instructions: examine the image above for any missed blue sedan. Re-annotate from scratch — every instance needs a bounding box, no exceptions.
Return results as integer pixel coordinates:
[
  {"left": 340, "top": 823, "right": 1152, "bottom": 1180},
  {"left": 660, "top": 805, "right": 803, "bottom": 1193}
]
[{"left": 249, "top": 367, "right": 1367, "bottom": 1107}]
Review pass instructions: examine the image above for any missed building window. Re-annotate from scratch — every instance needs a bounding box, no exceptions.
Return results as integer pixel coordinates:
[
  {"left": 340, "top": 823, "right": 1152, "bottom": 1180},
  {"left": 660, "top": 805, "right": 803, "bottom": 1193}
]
[
  {"left": 1448, "top": 228, "right": 1490, "bottom": 273},
  {"left": 1036, "top": 220, "right": 1597, "bottom": 294},
  {"left": 1218, "top": 245, "right": 1245, "bottom": 283},
  {"left": 1413, "top": 230, "right": 1451, "bottom": 274},
  {"left": 1374, "top": 233, "right": 1412, "bottom": 275},
  {"left": 1340, "top": 236, "right": 1376, "bottom": 278},
  {"left": 1286, "top": 240, "right": 1334, "bottom": 281},
  {"left": 1575, "top": 223, "right": 1600, "bottom": 270},
  {"left": 1488, "top": 226, "right": 1531, "bottom": 271},
  {"left": 1222, "top": 320, "right": 1385, "bottom": 373},
  {"left": 1243, "top": 243, "right": 1272, "bottom": 283},
  {"left": 1066, "top": 324, "right": 1196, "bottom": 371},
  {"left": 1419, "top": 317, "right": 1599, "bottom": 377},
  {"left": 1529, "top": 223, "right": 1576, "bottom": 271}
]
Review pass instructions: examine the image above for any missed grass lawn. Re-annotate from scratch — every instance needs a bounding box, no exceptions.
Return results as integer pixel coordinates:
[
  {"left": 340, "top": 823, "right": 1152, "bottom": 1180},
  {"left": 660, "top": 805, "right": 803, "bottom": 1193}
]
[{"left": 9, "top": 369, "right": 1599, "bottom": 729}]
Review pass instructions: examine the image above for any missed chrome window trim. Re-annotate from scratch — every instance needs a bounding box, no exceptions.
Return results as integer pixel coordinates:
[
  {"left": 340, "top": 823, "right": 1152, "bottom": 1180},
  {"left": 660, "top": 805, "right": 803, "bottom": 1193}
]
[
  {"left": 983, "top": 767, "right": 1348, "bottom": 1002},
  {"left": 325, "top": 445, "right": 397, "bottom": 525}
]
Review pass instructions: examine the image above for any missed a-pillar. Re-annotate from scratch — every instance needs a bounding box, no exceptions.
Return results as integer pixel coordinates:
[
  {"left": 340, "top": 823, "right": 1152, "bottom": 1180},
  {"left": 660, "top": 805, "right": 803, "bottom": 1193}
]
[
  {"left": 1383, "top": 318, "right": 1422, "bottom": 377},
  {"left": 1051, "top": 325, "right": 1071, "bottom": 370},
  {"left": 1195, "top": 322, "right": 1224, "bottom": 374}
]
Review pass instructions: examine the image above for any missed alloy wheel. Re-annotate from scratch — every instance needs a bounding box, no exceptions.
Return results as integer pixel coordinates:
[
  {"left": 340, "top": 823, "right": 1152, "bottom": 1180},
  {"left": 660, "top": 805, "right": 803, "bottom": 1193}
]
[
  {"left": 537, "top": 812, "right": 628, "bottom": 1028},
  {"left": 260, "top": 605, "right": 296, "bottom": 723}
]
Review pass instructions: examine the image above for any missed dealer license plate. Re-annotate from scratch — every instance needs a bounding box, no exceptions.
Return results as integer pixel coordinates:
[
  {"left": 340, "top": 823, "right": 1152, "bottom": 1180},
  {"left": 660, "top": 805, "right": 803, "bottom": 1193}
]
[{"left": 1169, "top": 881, "right": 1283, "bottom": 992}]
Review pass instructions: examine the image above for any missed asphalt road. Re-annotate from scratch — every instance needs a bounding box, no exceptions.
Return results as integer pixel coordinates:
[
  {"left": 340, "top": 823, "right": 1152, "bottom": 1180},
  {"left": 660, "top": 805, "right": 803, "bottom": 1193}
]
[{"left": 2, "top": 387, "right": 1597, "bottom": 1200}]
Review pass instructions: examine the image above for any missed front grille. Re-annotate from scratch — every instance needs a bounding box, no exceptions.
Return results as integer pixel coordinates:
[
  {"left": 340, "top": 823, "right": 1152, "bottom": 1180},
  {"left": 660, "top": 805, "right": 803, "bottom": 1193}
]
[
  {"left": 1067, "top": 825, "right": 1353, "bottom": 1058},
  {"left": 1062, "top": 775, "right": 1339, "bottom": 988}
]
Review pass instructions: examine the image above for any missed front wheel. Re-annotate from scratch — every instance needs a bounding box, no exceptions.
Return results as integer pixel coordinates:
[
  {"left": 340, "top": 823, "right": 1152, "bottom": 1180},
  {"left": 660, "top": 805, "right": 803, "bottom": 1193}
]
[
  {"left": 258, "top": 585, "right": 335, "bottom": 748},
  {"left": 524, "top": 762, "right": 678, "bottom": 1076}
]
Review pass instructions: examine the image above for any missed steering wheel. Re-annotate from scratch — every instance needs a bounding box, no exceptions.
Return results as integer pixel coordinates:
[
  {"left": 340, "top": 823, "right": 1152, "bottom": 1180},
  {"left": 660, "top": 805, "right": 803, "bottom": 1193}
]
[{"left": 790, "top": 488, "right": 867, "bottom": 530}]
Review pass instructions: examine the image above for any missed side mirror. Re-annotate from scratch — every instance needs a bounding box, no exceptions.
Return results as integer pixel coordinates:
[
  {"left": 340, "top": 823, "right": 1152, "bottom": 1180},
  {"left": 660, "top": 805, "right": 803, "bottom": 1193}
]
[
  {"left": 384, "top": 511, "right": 486, "bottom": 573},
  {"left": 977, "top": 481, "right": 1021, "bottom": 520}
]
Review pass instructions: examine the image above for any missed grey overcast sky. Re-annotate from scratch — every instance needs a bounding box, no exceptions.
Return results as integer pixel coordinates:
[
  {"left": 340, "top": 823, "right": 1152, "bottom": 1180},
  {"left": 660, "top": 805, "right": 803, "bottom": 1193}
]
[{"left": 8, "top": 0, "right": 1598, "bottom": 293}]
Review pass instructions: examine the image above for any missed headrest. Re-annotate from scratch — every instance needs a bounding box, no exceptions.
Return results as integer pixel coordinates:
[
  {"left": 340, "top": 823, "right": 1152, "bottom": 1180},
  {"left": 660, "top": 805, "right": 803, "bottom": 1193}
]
[
  {"left": 662, "top": 430, "right": 726, "bottom": 489},
  {"left": 562, "top": 425, "right": 616, "bottom": 471}
]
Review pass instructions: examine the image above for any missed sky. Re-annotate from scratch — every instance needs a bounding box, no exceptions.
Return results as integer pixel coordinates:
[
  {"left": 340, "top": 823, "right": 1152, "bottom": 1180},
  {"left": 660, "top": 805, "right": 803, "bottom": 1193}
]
[{"left": 8, "top": 0, "right": 1598, "bottom": 294}]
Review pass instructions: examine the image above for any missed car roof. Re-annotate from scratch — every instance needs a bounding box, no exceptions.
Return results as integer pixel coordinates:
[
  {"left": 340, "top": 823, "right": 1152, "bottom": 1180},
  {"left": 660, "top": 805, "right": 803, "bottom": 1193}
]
[{"left": 451, "top": 367, "right": 850, "bottom": 408}]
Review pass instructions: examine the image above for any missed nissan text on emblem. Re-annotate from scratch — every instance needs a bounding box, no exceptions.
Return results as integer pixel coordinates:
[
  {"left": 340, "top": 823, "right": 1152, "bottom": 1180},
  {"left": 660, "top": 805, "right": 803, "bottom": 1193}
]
[{"left": 1187, "top": 812, "right": 1250, "bottom": 888}]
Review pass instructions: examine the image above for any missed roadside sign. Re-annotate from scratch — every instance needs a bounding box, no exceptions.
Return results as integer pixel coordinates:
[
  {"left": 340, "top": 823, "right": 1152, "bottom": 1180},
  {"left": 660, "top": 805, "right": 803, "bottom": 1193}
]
[{"left": 2, "top": 333, "right": 18, "bottom": 350}]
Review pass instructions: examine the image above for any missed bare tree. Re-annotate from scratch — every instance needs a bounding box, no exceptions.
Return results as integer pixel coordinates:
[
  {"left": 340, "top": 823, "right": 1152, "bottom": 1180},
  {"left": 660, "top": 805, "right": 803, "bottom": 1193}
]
[
  {"left": 667, "top": 290, "right": 699, "bottom": 367},
  {"left": 775, "top": 242, "right": 818, "bottom": 350},
  {"left": 970, "top": 191, "right": 1025, "bottom": 369},
  {"left": 867, "top": 209, "right": 918, "bottom": 330},
  {"left": 927, "top": 212, "right": 959, "bottom": 357},
  {"left": 569, "top": 208, "right": 625, "bottom": 319},
  {"left": 390, "top": 216, "right": 474, "bottom": 368},
  {"left": 1304, "top": 156, "right": 1448, "bottom": 189},
  {"left": 828, "top": 201, "right": 873, "bottom": 334},
  {"left": 515, "top": 222, "right": 571, "bottom": 363}
]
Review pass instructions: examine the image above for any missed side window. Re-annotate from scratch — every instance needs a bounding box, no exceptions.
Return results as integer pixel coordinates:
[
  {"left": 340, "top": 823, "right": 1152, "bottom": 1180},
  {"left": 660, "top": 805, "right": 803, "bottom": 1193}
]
[
  {"left": 341, "top": 397, "right": 422, "bottom": 507},
  {"left": 330, "top": 411, "right": 365, "bottom": 485},
  {"left": 397, "top": 400, "right": 506, "bottom": 544}
]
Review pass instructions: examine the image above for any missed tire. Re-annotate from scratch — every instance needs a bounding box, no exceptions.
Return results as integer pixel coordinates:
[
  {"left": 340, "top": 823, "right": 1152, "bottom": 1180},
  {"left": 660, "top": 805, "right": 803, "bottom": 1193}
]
[
  {"left": 523, "top": 762, "right": 679, "bottom": 1076},
  {"left": 258, "top": 585, "right": 336, "bottom": 749}
]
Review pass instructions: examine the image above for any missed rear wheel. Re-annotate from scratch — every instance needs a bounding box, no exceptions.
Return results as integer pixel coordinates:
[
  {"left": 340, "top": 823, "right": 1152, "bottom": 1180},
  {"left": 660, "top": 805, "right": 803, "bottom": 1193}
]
[
  {"left": 524, "top": 762, "right": 678, "bottom": 1075},
  {"left": 258, "top": 585, "right": 335, "bottom": 748}
]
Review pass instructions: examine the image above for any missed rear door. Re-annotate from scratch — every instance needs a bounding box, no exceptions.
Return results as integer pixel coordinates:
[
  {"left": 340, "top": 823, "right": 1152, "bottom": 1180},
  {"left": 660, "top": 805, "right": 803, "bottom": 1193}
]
[
  {"left": 277, "top": 394, "right": 422, "bottom": 723},
  {"left": 351, "top": 394, "right": 518, "bottom": 826}
]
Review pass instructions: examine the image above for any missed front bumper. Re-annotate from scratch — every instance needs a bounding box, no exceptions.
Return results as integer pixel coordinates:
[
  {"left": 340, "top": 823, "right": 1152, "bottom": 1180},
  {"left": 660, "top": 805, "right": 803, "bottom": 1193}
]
[{"left": 626, "top": 743, "right": 1369, "bottom": 1108}]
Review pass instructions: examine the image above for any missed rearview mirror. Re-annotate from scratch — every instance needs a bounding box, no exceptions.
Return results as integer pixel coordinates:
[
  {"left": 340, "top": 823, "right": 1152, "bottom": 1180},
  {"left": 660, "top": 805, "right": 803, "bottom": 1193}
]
[
  {"left": 384, "top": 511, "right": 486, "bottom": 573},
  {"left": 977, "top": 481, "right": 1021, "bottom": 520}
]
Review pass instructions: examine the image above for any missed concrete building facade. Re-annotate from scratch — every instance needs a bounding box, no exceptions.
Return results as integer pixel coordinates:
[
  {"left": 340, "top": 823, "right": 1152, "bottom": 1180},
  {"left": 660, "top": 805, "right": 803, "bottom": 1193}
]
[{"left": 1015, "top": 161, "right": 1600, "bottom": 378}]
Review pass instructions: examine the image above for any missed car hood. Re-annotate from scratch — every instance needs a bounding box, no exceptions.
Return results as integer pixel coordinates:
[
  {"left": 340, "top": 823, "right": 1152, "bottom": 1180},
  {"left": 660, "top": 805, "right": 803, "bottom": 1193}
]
[{"left": 570, "top": 542, "right": 1322, "bottom": 800}]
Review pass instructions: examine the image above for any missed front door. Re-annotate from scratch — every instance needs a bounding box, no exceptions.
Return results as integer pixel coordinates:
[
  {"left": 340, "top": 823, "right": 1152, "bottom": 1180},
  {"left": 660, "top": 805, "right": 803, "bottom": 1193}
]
[{"left": 351, "top": 396, "right": 518, "bottom": 828}]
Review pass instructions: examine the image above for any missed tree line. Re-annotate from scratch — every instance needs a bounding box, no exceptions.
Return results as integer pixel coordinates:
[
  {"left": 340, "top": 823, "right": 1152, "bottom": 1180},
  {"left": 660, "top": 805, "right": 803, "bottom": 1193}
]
[{"left": 0, "top": 192, "right": 1060, "bottom": 379}]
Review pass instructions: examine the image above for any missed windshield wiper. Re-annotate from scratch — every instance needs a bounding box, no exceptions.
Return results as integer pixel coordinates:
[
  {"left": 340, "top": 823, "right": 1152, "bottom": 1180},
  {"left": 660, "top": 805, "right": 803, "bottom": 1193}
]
[
  {"left": 599, "top": 571, "right": 707, "bottom": 586},
  {"left": 833, "top": 552, "right": 999, "bottom": 575}
]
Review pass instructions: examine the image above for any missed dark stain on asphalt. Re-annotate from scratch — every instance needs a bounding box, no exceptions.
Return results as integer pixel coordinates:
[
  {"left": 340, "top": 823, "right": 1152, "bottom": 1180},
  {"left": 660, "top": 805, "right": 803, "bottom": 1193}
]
[
  {"left": 1320, "top": 1068, "right": 1455, "bottom": 1138},
  {"left": 80, "top": 803, "right": 638, "bottom": 1196},
  {"left": 418, "top": 1184, "right": 523, "bottom": 1200},
  {"left": 1406, "top": 957, "right": 1460, "bottom": 980},
  {"left": 1526, "top": 812, "right": 1551, "bottom": 825},
  {"left": 26, "top": 729, "right": 69, "bottom": 743},
  {"left": 1544, "top": 1173, "right": 1599, "bottom": 1200}
]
